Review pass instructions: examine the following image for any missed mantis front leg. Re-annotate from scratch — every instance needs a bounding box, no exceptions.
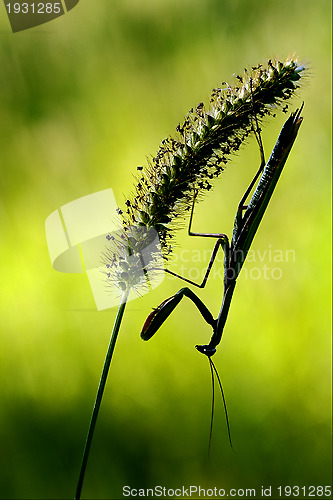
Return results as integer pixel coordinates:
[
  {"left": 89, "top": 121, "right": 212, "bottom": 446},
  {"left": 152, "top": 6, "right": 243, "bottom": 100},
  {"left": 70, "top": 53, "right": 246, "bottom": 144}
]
[{"left": 141, "top": 287, "right": 216, "bottom": 341}]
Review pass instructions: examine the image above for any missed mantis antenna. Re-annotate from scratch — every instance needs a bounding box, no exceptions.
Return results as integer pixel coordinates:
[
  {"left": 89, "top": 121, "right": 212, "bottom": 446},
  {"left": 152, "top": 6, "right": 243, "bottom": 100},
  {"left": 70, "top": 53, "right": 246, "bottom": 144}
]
[{"left": 208, "top": 356, "right": 233, "bottom": 453}]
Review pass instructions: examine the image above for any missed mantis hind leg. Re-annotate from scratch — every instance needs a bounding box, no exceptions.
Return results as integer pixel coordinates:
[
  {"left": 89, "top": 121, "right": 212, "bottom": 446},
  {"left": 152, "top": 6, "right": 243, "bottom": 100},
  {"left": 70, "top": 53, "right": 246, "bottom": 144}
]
[
  {"left": 236, "top": 78, "right": 267, "bottom": 223},
  {"left": 188, "top": 190, "right": 229, "bottom": 239},
  {"left": 164, "top": 190, "right": 230, "bottom": 288},
  {"left": 165, "top": 236, "right": 229, "bottom": 288}
]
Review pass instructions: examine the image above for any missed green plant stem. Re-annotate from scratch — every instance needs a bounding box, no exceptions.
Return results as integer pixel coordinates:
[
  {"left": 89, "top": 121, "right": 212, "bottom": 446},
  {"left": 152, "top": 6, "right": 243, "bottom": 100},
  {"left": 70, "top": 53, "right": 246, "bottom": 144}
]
[{"left": 75, "top": 290, "right": 129, "bottom": 500}]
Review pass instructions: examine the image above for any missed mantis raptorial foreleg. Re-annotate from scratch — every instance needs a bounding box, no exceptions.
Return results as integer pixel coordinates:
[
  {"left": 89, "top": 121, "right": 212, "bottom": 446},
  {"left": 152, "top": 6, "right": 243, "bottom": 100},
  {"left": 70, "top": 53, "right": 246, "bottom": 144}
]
[{"left": 141, "top": 287, "right": 216, "bottom": 341}]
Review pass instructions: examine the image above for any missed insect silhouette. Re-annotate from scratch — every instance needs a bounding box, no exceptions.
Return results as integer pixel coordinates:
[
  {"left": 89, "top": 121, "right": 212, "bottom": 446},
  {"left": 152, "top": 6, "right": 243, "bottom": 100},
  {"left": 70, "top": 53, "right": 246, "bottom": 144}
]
[{"left": 140, "top": 104, "right": 304, "bottom": 449}]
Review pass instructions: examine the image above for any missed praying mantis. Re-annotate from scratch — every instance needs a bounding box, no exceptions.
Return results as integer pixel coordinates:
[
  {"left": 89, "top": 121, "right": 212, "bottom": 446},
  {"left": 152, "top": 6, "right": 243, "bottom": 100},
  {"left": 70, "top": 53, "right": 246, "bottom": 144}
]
[{"left": 140, "top": 105, "right": 304, "bottom": 447}]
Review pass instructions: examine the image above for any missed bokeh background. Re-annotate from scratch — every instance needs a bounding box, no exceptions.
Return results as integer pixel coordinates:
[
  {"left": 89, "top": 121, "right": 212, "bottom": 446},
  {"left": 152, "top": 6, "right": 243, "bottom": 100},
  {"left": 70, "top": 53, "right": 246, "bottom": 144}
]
[{"left": 0, "top": 1, "right": 331, "bottom": 499}]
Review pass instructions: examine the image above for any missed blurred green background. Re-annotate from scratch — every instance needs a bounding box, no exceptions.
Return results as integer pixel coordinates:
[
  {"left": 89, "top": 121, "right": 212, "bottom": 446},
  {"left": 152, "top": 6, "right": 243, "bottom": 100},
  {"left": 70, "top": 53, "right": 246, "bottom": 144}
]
[{"left": 0, "top": 1, "right": 331, "bottom": 499}]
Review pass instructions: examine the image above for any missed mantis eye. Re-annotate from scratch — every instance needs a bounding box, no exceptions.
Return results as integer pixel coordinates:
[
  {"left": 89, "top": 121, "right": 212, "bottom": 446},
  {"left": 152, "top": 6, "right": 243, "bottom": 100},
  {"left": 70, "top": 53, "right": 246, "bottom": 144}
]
[{"left": 195, "top": 344, "right": 216, "bottom": 357}]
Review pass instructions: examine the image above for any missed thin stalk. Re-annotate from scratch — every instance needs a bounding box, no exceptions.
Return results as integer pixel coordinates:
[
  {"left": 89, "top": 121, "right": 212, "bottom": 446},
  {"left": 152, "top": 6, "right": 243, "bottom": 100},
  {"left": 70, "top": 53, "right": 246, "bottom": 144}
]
[{"left": 75, "top": 290, "right": 130, "bottom": 500}]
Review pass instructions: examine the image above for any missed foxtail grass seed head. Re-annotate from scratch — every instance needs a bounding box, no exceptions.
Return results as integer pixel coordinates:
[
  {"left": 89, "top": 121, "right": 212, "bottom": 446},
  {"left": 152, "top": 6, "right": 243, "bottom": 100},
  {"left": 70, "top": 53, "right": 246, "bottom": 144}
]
[{"left": 105, "top": 57, "right": 305, "bottom": 295}]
